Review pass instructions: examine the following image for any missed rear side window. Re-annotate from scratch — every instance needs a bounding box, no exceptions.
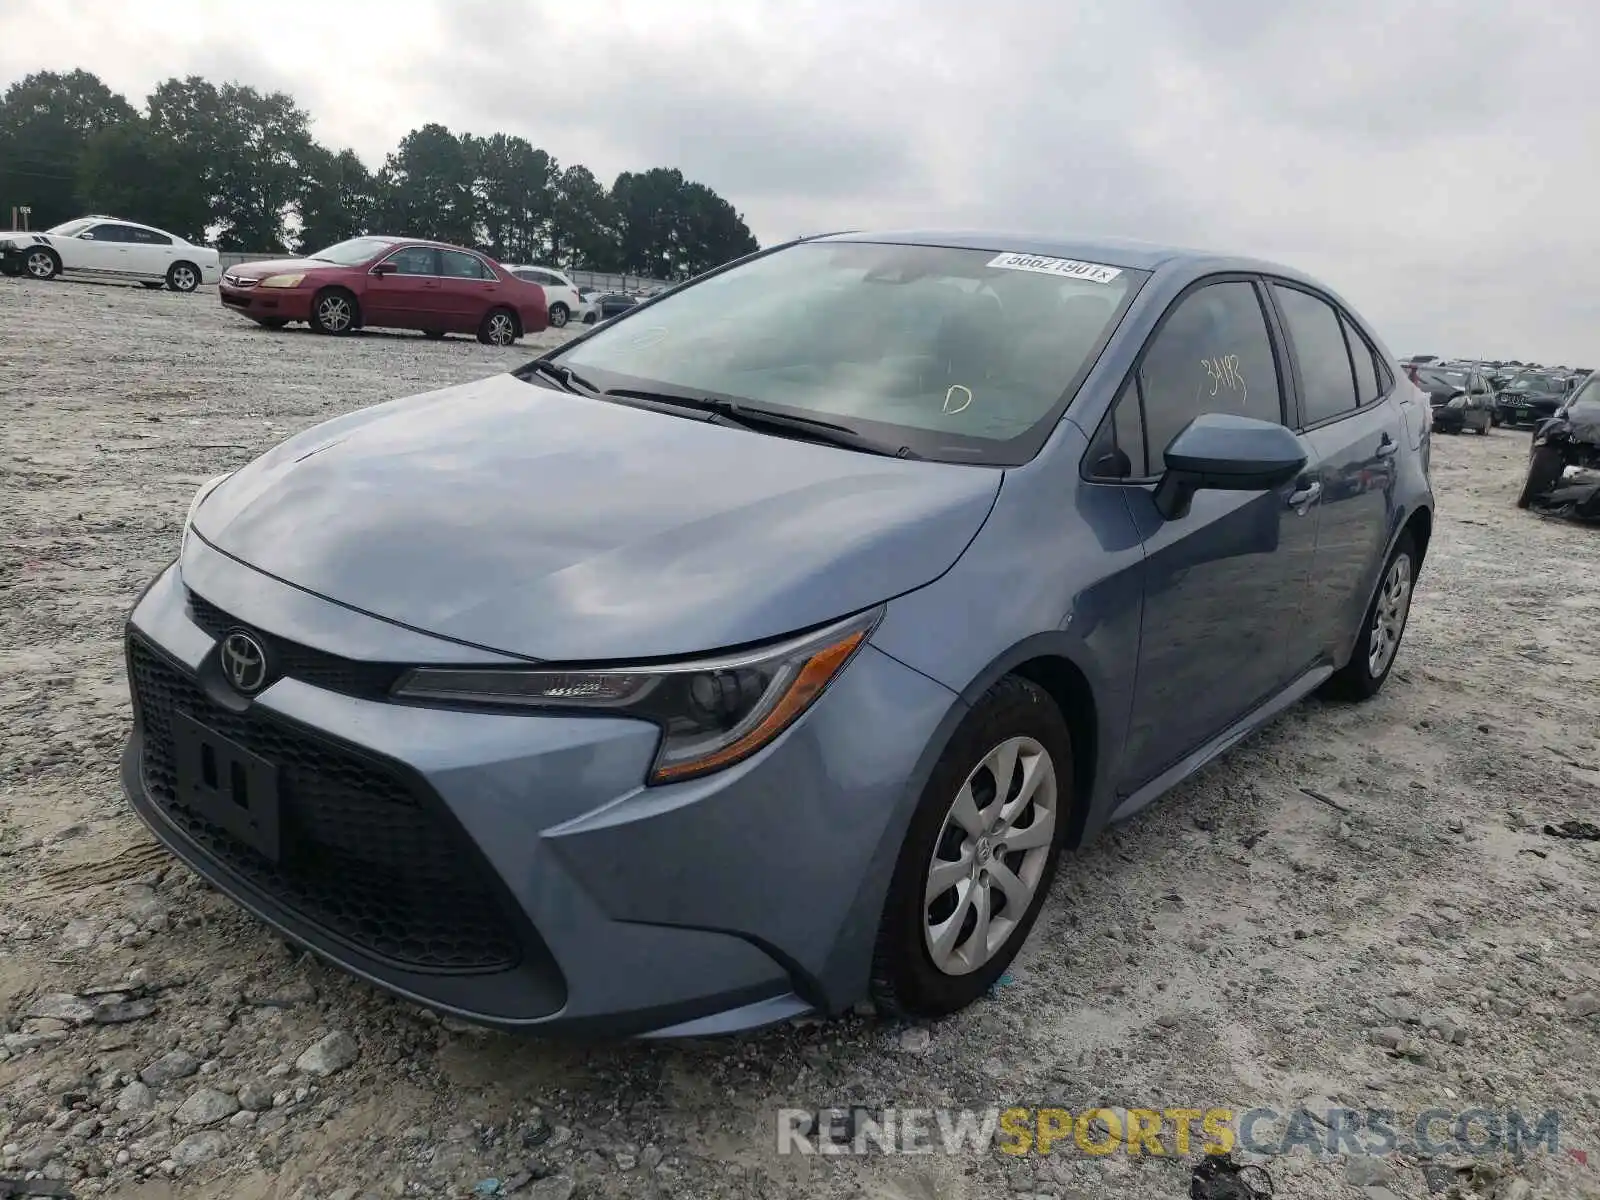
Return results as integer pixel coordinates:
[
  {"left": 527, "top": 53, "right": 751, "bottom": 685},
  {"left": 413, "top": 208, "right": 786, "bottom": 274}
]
[
  {"left": 1138, "top": 280, "right": 1284, "bottom": 470},
  {"left": 441, "top": 250, "right": 492, "bottom": 279},
  {"left": 1344, "top": 316, "right": 1381, "bottom": 404},
  {"left": 128, "top": 227, "right": 172, "bottom": 246},
  {"left": 1273, "top": 285, "right": 1358, "bottom": 424}
]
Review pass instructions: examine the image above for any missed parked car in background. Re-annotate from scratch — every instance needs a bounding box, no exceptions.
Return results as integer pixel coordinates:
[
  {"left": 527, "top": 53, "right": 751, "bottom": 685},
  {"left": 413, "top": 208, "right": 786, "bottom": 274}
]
[
  {"left": 596, "top": 291, "right": 640, "bottom": 320},
  {"left": 0, "top": 216, "right": 221, "bottom": 292},
  {"left": 1496, "top": 369, "right": 1572, "bottom": 428},
  {"left": 219, "top": 236, "right": 548, "bottom": 345},
  {"left": 1518, "top": 374, "right": 1600, "bottom": 514},
  {"left": 506, "top": 264, "right": 582, "bottom": 328},
  {"left": 576, "top": 288, "right": 602, "bottom": 324},
  {"left": 123, "top": 231, "right": 1431, "bottom": 1036},
  {"left": 1412, "top": 365, "right": 1494, "bottom": 433}
]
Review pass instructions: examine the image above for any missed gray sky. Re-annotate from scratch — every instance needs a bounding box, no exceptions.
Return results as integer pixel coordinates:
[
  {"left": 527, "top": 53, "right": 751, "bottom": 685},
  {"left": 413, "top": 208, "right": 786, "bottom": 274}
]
[{"left": 4, "top": 0, "right": 1595, "bottom": 363}]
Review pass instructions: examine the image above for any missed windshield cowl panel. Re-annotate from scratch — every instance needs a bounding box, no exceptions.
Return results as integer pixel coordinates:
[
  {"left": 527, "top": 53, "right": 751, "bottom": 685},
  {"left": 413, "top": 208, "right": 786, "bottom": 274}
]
[{"left": 550, "top": 241, "right": 1146, "bottom": 466}]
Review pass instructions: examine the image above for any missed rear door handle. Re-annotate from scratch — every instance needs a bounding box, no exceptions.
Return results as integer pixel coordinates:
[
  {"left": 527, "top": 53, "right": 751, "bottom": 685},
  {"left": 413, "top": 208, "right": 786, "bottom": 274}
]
[
  {"left": 1375, "top": 436, "right": 1398, "bottom": 458},
  {"left": 1287, "top": 480, "right": 1321, "bottom": 509}
]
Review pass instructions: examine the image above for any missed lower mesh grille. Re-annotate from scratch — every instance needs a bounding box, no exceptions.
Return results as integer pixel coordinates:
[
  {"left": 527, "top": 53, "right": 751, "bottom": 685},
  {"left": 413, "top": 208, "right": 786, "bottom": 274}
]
[{"left": 128, "top": 635, "right": 521, "bottom": 974}]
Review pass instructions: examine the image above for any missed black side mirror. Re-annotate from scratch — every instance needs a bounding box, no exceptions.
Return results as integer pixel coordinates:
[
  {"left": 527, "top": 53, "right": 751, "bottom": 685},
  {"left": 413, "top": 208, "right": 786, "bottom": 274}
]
[
  {"left": 371, "top": 261, "right": 396, "bottom": 276},
  {"left": 1153, "top": 413, "right": 1308, "bottom": 521}
]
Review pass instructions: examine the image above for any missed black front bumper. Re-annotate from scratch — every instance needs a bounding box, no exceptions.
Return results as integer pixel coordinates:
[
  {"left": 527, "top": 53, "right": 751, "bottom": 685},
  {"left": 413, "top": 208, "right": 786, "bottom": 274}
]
[
  {"left": 1430, "top": 406, "right": 1465, "bottom": 431},
  {"left": 121, "top": 629, "right": 570, "bottom": 1023}
]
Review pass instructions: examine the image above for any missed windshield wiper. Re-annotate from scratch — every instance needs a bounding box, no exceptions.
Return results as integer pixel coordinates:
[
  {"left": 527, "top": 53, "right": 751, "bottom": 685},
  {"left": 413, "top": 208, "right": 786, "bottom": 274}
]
[
  {"left": 526, "top": 359, "right": 601, "bottom": 395},
  {"left": 603, "top": 389, "right": 921, "bottom": 459}
]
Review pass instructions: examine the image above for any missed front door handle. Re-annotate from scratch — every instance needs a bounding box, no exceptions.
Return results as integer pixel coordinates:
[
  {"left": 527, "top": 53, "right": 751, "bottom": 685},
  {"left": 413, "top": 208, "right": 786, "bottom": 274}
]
[
  {"left": 1287, "top": 480, "right": 1322, "bottom": 510},
  {"left": 1375, "top": 435, "right": 1398, "bottom": 458}
]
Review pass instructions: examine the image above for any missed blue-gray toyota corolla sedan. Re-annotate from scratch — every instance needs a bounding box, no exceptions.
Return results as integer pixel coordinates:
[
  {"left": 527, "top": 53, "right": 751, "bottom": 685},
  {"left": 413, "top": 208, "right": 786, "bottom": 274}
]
[{"left": 122, "top": 232, "right": 1434, "bottom": 1037}]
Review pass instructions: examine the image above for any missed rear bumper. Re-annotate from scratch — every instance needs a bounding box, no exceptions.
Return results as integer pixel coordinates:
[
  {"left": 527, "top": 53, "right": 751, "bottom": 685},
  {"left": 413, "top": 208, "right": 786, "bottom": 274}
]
[
  {"left": 220, "top": 284, "right": 312, "bottom": 322},
  {"left": 120, "top": 552, "right": 955, "bottom": 1036}
]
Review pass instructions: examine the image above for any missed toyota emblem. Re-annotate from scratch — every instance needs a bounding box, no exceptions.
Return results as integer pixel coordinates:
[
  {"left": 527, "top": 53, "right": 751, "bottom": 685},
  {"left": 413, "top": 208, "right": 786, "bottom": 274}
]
[{"left": 220, "top": 631, "right": 269, "bottom": 694}]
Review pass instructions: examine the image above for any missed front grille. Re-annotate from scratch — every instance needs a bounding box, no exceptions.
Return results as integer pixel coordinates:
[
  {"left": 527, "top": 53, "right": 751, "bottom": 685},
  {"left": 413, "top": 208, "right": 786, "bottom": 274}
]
[
  {"left": 129, "top": 636, "right": 522, "bottom": 973},
  {"left": 187, "top": 590, "right": 404, "bottom": 700}
]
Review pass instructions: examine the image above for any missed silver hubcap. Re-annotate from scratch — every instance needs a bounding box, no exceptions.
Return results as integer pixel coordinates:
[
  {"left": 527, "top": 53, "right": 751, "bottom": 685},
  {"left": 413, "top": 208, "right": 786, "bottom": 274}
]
[
  {"left": 173, "top": 267, "right": 195, "bottom": 290},
  {"left": 26, "top": 251, "right": 52, "bottom": 277},
  {"left": 319, "top": 296, "right": 351, "bottom": 331},
  {"left": 550, "top": 307, "right": 567, "bottom": 327},
  {"left": 488, "top": 313, "right": 515, "bottom": 344},
  {"left": 1368, "top": 554, "right": 1412, "bottom": 678},
  {"left": 924, "top": 736, "right": 1058, "bottom": 976}
]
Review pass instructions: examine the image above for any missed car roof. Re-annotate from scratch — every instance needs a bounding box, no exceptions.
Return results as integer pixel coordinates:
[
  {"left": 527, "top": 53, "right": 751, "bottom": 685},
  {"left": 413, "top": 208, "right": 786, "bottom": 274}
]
[
  {"left": 79, "top": 214, "right": 181, "bottom": 238},
  {"left": 814, "top": 228, "right": 1320, "bottom": 281}
]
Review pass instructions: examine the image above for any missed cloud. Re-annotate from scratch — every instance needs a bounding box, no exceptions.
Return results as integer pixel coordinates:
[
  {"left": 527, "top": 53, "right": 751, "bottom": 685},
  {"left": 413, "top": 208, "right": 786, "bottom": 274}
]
[{"left": 1, "top": 0, "right": 1593, "bottom": 359}]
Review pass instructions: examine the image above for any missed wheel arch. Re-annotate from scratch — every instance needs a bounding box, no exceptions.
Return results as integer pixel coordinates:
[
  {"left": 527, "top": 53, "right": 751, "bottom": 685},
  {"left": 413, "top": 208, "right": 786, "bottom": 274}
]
[{"left": 948, "top": 632, "right": 1108, "bottom": 851}]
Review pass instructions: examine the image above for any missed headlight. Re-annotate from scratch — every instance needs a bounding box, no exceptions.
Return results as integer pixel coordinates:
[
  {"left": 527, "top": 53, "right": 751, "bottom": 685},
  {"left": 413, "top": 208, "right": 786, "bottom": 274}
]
[
  {"left": 258, "top": 273, "right": 306, "bottom": 288},
  {"left": 180, "top": 473, "right": 233, "bottom": 555},
  {"left": 393, "top": 607, "right": 882, "bottom": 784},
  {"left": 1446, "top": 396, "right": 1467, "bottom": 408}
]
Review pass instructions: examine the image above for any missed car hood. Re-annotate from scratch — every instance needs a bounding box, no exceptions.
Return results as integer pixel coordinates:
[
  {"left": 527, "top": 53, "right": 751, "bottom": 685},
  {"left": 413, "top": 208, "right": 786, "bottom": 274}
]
[
  {"left": 191, "top": 374, "right": 1003, "bottom": 661},
  {"left": 225, "top": 258, "right": 324, "bottom": 281}
]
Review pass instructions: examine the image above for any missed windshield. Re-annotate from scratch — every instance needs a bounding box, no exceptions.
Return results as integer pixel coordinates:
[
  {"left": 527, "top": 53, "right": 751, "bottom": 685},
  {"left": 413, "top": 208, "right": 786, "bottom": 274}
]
[
  {"left": 551, "top": 241, "right": 1143, "bottom": 463},
  {"left": 46, "top": 218, "right": 95, "bottom": 236},
  {"left": 1416, "top": 368, "right": 1468, "bottom": 388},
  {"left": 1508, "top": 372, "right": 1560, "bottom": 391},
  {"left": 308, "top": 237, "right": 397, "bottom": 266}
]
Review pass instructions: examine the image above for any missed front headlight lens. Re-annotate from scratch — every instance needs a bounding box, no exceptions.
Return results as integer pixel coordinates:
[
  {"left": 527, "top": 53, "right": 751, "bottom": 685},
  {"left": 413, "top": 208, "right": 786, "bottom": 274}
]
[
  {"left": 180, "top": 472, "right": 233, "bottom": 555},
  {"left": 258, "top": 273, "right": 306, "bottom": 288},
  {"left": 393, "top": 607, "right": 882, "bottom": 784}
]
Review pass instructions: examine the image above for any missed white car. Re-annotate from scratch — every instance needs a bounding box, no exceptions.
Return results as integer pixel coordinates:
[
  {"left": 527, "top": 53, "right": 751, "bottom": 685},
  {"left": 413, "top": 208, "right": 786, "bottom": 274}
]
[
  {"left": 505, "top": 264, "right": 583, "bottom": 328},
  {"left": 0, "top": 216, "right": 222, "bottom": 292}
]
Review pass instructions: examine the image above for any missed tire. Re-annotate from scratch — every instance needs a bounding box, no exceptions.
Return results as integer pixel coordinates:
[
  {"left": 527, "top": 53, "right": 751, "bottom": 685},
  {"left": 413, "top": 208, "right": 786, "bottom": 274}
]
[
  {"left": 423, "top": 330, "right": 446, "bottom": 340},
  {"left": 548, "top": 302, "right": 569, "bottom": 328},
  {"left": 1516, "top": 444, "right": 1566, "bottom": 510},
  {"left": 166, "top": 261, "right": 200, "bottom": 293},
  {"left": 140, "top": 281, "right": 165, "bottom": 290},
  {"left": 582, "top": 312, "right": 597, "bottom": 324},
  {"left": 24, "top": 246, "right": 60, "bottom": 280},
  {"left": 1322, "top": 531, "right": 1417, "bottom": 701},
  {"left": 869, "top": 675, "right": 1072, "bottom": 1019},
  {"left": 310, "top": 288, "right": 358, "bottom": 335},
  {"left": 0, "top": 259, "right": 21, "bottom": 277},
  {"left": 477, "top": 307, "right": 520, "bottom": 346}
]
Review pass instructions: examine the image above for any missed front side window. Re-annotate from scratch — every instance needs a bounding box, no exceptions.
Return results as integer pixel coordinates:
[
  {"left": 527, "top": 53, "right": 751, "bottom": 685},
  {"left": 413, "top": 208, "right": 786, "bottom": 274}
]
[
  {"left": 1087, "top": 378, "right": 1147, "bottom": 478},
  {"left": 440, "top": 250, "right": 491, "bottom": 279},
  {"left": 553, "top": 240, "right": 1144, "bottom": 464},
  {"left": 1272, "top": 285, "right": 1358, "bottom": 425},
  {"left": 381, "top": 246, "right": 437, "bottom": 276},
  {"left": 46, "top": 218, "right": 95, "bottom": 237},
  {"left": 1137, "top": 280, "right": 1284, "bottom": 471}
]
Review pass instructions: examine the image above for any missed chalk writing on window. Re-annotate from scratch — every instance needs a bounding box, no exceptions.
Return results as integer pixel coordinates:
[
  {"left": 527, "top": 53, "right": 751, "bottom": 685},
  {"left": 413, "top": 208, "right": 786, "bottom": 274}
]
[{"left": 1199, "top": 354, "right": 1248, "bottom": 405}]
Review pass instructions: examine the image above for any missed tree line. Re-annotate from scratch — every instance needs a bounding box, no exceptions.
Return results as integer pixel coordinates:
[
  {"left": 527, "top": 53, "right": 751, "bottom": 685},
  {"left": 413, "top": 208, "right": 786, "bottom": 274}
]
[{"left": 0, "top": 69, "right": 761, "bottom": 278}]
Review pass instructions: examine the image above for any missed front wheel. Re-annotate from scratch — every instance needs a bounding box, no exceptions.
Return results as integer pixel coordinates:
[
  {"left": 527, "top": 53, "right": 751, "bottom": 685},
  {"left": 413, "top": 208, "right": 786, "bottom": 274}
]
[
  {"left": 311, "top": 288, "right": 357, "bottom": 335},
  {"left": 1516, "top": 444, "right": 1566, "bottom": 509},
  {"left": 166, "top": 262, "right": 200, "bottom": 293},
  {"left": 869, "top": 675, "right": 1072, "bottom": 1018},
  {"left": 24, "top": 247, "right": 60, "bottom": 280},
  {"left": 477, "top": 307, "right": 519, "bottom": 346},
  {"left": 547, "top": 302, "right": 569, "bottom": 328},
  {"left": 1323, "top": 532, "right": 1417, "bottom": 701}
]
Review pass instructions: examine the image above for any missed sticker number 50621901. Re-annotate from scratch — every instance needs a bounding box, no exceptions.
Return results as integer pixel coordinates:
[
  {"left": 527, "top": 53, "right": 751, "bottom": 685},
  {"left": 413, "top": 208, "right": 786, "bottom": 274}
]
[{"left": 986, "top": 252, "right": 1122, "bottom": 285}]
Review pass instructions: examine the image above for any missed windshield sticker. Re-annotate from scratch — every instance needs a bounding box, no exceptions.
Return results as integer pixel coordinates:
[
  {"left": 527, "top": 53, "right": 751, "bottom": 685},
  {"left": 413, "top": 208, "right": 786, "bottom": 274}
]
[{"left": 986, "top": 253, "right": 1122, "bottom": 284}]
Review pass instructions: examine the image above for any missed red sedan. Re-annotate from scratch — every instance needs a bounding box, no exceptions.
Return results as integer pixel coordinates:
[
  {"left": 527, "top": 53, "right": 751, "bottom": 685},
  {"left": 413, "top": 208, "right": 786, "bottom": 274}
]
[{"left": 219, "top": 236, "right": 548, "bottom": 345}]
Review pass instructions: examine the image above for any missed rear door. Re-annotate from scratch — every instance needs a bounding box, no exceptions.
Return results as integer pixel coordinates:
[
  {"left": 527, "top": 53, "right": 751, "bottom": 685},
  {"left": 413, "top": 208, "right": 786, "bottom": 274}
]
[
  {"left": 437, "top": 250, "right": 503, "bottom": 331},
  {"left": 364, "top": 245, "right": 441, "bottom": 328},
  {"left": 1266, "top": 281, "right": 1405, "bottom": 672},
  {"left": 1086, "top": 277, "right": 1322, "bottom": 794},
  {"left": 125, "top": 225, "right": 176, "bottom": 279}
]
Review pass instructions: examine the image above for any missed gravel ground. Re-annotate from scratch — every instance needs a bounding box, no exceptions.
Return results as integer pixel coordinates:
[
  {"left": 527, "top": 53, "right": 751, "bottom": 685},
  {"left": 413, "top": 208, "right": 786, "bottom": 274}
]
[{"left": 1, "top": 278, "right": 1598, "bottom": 1200}]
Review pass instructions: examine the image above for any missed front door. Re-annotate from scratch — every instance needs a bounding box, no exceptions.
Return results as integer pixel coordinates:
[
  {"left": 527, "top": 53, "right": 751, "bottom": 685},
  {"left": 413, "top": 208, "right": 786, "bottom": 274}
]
[
  {"left": 1266, "top": 282, "right": 1406, "bottom": 671},
  {"left": 1093, "top": 278, "right": 1320, "bottom": 795},
  {"left": 70, "top": 222, "right": 134, "bottom": 274},
  {"left": 364, "top": 245, "right": 442, "bottom": 329}
]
